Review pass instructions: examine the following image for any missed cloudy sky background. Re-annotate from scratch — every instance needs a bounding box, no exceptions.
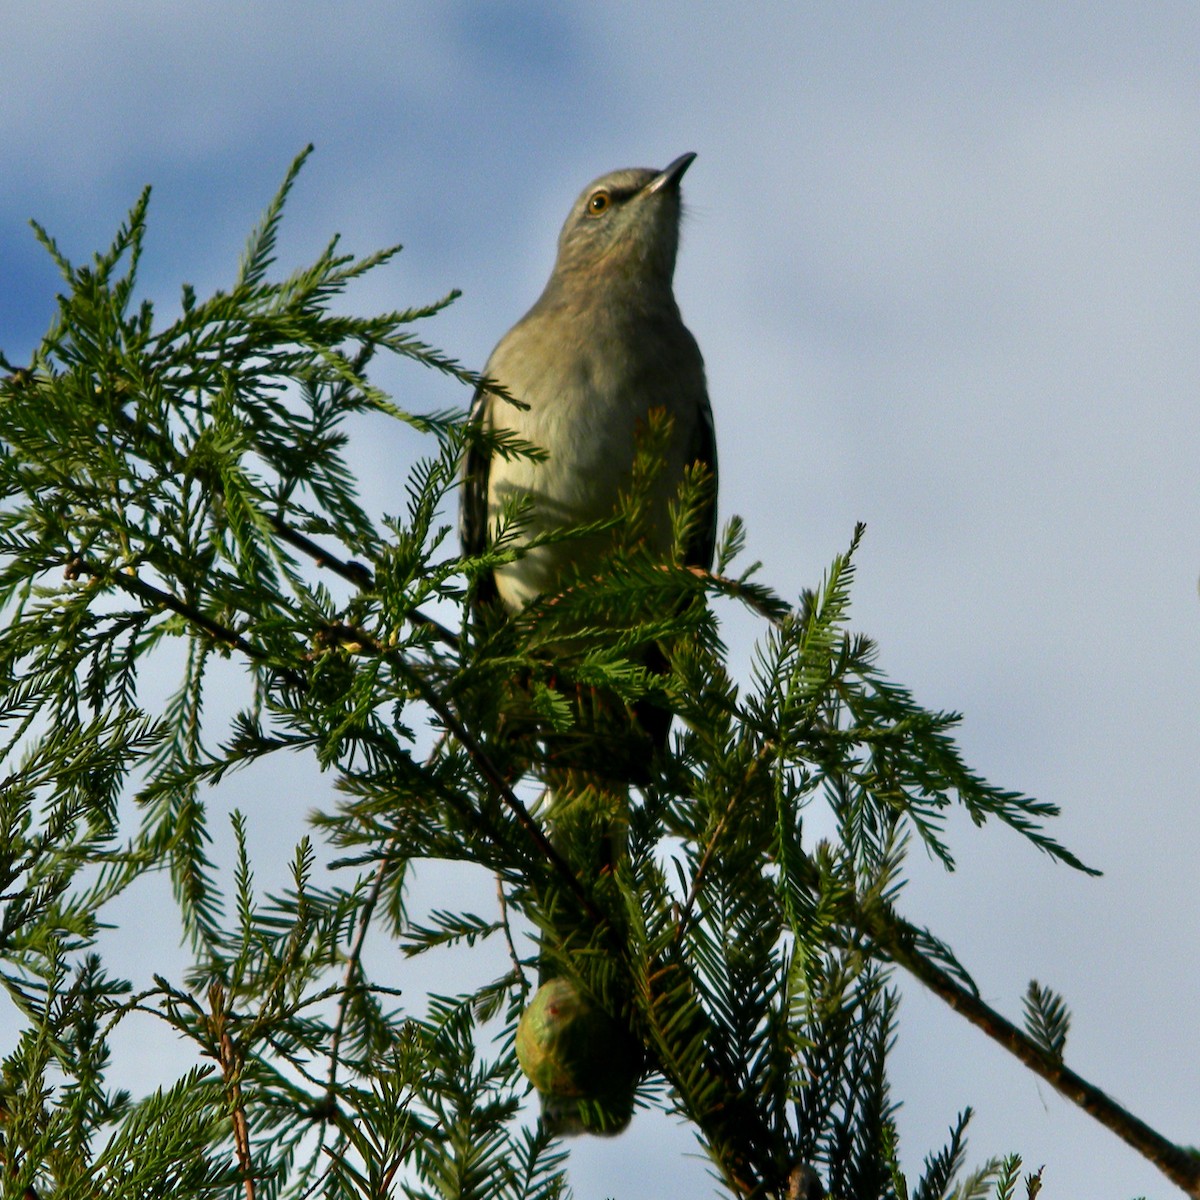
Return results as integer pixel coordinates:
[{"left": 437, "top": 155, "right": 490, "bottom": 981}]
[{"left": 2, "top": 4, "right": 1198, "bottom": 1196}]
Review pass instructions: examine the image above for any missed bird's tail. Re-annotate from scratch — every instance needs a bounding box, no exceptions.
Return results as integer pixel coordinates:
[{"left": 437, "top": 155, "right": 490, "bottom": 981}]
[{"left": 516, "top": 771, "right": 642, "bottom": 1136}]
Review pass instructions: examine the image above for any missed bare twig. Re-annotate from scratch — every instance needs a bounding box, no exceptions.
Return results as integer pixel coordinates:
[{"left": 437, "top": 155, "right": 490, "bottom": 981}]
[
  {"left": 269, "top": 516, "right": 375, "bottom": 590},
  {"left": 861, "top": 901, "right": 1200, "bottom": 1198},
  {"left": 209, "top": 982, "right": 256, "bottom": 1200},
  {"left": 495, "top": 872, "right": 529, "bottom": 992}
]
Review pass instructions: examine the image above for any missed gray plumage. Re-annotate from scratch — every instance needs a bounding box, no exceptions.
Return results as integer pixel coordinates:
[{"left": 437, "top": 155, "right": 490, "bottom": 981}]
[{"left": 461, "top": 153, "right": 717, "bottom": 611}]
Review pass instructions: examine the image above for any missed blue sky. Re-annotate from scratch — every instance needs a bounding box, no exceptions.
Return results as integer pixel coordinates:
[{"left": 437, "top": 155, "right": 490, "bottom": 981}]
[{"left": 3, "top": 4, "right": 1199, "bottom": 1196}]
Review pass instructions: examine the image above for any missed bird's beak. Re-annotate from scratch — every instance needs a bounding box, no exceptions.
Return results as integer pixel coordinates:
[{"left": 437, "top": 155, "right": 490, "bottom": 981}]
[{"left": 645, "top": 152, "right": 697, "bottom": 194}]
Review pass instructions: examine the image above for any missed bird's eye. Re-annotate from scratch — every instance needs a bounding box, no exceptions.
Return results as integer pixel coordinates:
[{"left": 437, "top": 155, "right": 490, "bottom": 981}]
[{"left": 587, "top": 191, "right": 611, "bottom": 216}]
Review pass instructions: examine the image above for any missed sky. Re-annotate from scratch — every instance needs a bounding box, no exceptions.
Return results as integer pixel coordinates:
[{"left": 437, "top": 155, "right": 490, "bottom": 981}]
[{"left": 2, "top": 3, "right": 1199, "bottom": 1197}]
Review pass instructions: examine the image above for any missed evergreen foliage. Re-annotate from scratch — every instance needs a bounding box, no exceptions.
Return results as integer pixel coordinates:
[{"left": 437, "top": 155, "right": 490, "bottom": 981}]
[{"left": 0, "top": 151, "right": 1193, "bottom": 1199}]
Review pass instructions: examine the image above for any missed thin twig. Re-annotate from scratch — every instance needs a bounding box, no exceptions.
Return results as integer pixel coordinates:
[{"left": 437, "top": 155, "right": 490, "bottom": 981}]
[
  {"left": 495, "top": 872, "right": 528, "bottom": 993},
  {"left": 324, "top": 851, "right": 394, "bottom": 1104},
  {"left": 672, "top": 788, "right": 739, "bottom": 943},
  {"left": 861, "top": 901, "right": 1200, "bottom": 1198},
  {"left": 268, "top": 514, "right": 459, "bottom": 649},
  {"left": 209, "top": 982, "right": 256, "bottom": 1200},
  {"left": 76, "top": 558, "right": 265, "bottom": 662},
  {"left": 269, "top": 516, "right": 375, "bottom": 590}
]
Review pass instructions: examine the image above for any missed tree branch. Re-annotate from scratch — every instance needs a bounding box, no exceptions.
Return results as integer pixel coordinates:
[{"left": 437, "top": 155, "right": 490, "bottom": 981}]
[
  {"left": 76, "top": 558, "right": 266, "bottom": 662},
  {"left": 269, "top": 515, "right": 375, "bottom": 591},
  {"left": 209, "top": 981, "right": 257, "bottom": 1200},
  {"left": 383, "top": 645, "right": 601, "bottom": 923},
  {"left": 89, "top": 543, "right": 592, "bottom": 925},
  {"left": 268, "top": 514, "right": 459, "bottom": 649},
  {"left": 860, "top": 899, "right": 1200, "bottom": 1197}
]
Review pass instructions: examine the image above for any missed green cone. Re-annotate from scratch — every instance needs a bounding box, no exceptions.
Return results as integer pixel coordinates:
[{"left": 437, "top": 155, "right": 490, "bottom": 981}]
[{"left": 515, "top": 977, "right": 641, "bottom": 1135}]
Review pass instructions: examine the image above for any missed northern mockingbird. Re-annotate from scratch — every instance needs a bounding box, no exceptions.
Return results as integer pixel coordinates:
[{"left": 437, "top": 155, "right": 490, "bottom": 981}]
[{"left": 460, "top": 154, "right": 717, "bottom": 1135}]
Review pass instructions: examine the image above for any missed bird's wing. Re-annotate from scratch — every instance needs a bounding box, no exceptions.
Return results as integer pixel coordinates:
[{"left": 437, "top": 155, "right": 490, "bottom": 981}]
[
  {"left": 686, "top": 394, "right": 719, "bottom": 574},
  {"left": 460, "top": 384, "right": 500, "bottom": 608}
]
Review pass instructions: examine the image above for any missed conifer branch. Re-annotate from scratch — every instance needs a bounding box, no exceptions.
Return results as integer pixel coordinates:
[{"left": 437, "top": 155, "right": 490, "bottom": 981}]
[
  {"left": 209, "top": 981, "right": 257, "bottom": 1200},
  {"left": 267, "top": 513, "right": 459, "bottom": 648},
  {"left": 267, "top": 515, "right": 375, "bottom": 591},
  {"left": 495, "top": 872, "right": 528, "bottom": 989},
  {"left": 311, "top": 619, "right": 598, "bottom": 918},
  {"left": 3, "top": 148, "right": 1187, "bottom": 1200},
  {"left": 73, "top": 557, "right": 266, "bottom": 663},
  {"left": 325, "top": 851, "right": 391, "bottom": 1105},
  {"left": 672, "top": 788, "right": 739, "bottom": 942},
  {"left": 859, "top": 899, "right": 1200, "bottom": 1197},
  {"left": 385, "top": 646, "right": 601, "bottom": 922}
]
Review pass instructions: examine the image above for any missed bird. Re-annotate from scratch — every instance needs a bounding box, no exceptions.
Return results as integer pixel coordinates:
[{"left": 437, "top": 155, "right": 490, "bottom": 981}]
[{"left": 460, "top": 153, "right": 717, "bottom": 1134}]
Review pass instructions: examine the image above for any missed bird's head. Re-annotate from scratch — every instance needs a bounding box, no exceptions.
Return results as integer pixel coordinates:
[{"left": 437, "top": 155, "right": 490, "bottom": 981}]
[{"left": 551, "top": 152, "right": 695, "bottom": 292}]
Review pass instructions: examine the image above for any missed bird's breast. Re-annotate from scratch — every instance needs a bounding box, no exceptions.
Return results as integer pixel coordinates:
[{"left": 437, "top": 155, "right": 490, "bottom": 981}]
[{"left": 484, "top": 310, "right": 703, "bottom": 610}]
